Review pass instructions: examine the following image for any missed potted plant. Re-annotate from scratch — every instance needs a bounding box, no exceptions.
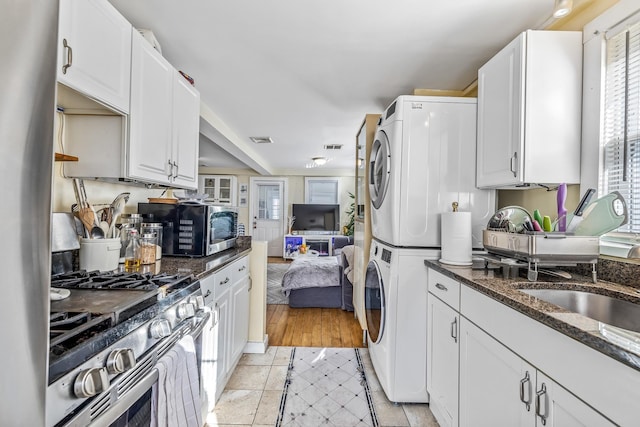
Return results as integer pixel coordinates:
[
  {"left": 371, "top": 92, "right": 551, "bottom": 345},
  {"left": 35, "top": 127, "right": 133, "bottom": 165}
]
[{"left": 343, "top": 192, "right": 355, "bottom": 236}]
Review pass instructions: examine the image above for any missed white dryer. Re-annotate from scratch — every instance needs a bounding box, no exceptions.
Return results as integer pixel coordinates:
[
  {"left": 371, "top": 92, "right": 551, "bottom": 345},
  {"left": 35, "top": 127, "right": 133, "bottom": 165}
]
[
  {"left": 369, "top": 95, "right": 495, "bottom": 248},
  {"left": 365, "top": 238, "right": 439, "bottom": 403}
]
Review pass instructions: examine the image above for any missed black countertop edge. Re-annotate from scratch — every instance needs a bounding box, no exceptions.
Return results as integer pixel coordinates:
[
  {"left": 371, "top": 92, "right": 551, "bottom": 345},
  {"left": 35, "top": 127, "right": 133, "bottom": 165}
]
[
  {"left": 159, "top": 246, "right": 252, "bottom": 279},
  {"left": 424, "top": 259, "right": 640, "bottom": 372}
]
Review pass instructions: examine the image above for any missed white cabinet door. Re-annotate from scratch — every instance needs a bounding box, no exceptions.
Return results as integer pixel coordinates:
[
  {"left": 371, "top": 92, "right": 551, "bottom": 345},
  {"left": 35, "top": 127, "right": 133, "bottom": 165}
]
[
  {"left": 476, "top": 31, "right": 582, "bottom": 188},
  {"left": 171, "top": 74, "right": 200, "bottom": 189},
  {"left": 459, "top": 317, "right": 534, "bottom": 427},
  {"left": 535, "top": 372, "right": 613, "bottom": 427},
  {"left": 128, "top": 31, "right": 173, "bottom": 184},
  {"left": 214, "top": 289, "right": 230, "bottom": 401},
  {"left": 230, "top": 276, "right": 250, "bottom": 365},
  {"left": 200, "top": 304, "right": 218, "bottom": 413},
  {"left": 427, "top": 295, "right": 459, "bottom": 427},
  {"left": 199, "top": 176, "right": 236, "bottom": 205},
  {"left": 57, "top": 0, "right": 131, "bottom": 113},
  {"left": 476, "top": 34, "right": 524, "bottom": 188}
]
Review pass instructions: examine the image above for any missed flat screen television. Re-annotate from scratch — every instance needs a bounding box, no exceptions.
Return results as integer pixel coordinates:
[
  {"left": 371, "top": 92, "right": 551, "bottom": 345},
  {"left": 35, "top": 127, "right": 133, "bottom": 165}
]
[{"left": 291, "top": 204, "right": 340, "bottom": 232}]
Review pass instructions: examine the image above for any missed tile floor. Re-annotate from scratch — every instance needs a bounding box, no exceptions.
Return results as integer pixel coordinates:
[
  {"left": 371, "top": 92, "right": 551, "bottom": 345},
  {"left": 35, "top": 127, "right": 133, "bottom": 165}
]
[{"left": 205, "top": 346, "right": 440, "bottom": 427}]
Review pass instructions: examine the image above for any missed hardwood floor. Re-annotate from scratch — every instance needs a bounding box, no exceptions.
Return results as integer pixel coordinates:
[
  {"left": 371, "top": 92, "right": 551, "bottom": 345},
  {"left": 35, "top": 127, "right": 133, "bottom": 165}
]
[{"left": 267, "top": 304, "right": 365, "bottom": 348}]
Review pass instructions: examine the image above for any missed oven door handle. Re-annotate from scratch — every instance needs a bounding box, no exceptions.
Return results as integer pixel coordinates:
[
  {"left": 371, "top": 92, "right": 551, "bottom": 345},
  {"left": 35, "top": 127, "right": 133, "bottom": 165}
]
[
  {"left": 190, "top": 311, "right": 211, "bottom": 339},
  {"left": 89, "top": 368, "right": 159, "bottom": 427}
]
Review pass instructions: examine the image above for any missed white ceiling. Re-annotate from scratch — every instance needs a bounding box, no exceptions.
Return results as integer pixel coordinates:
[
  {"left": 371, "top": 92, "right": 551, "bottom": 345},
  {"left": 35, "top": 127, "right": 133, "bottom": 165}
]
[{"left": 109, "top": 0, "right": 558, "bottom": 175}]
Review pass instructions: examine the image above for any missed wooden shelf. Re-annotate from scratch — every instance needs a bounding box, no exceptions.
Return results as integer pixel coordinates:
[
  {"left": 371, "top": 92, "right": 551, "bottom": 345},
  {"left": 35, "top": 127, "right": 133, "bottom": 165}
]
[{"left": 55, "top": 153, "right": 78, "bottom": 162}]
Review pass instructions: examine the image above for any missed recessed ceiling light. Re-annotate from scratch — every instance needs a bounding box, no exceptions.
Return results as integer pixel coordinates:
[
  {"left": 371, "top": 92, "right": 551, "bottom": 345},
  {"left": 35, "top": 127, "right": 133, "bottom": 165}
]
[
  {"left": 250, "top": 136, "right": 274, "bottom": 144},
  {"left": 553, "top": 0, "right": 572, "bottom": 18}
]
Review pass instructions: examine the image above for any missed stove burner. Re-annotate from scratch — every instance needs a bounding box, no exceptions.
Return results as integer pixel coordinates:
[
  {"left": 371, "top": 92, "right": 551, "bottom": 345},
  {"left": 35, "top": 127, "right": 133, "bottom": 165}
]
[{"left": 51, "top": 270, "right": 189, "bottom": 291}]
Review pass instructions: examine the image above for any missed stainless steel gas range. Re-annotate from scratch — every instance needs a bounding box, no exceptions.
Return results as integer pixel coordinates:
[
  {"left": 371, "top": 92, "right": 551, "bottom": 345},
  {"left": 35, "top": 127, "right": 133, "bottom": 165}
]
[{"left": 47, "top": 270, "right": 209, "bottom": 427}]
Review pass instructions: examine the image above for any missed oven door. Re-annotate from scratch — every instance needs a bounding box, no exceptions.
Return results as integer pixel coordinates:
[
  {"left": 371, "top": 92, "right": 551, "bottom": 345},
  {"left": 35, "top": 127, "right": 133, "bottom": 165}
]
[{"left": 63, "top": 312, "right": 210, "bottom": 427}]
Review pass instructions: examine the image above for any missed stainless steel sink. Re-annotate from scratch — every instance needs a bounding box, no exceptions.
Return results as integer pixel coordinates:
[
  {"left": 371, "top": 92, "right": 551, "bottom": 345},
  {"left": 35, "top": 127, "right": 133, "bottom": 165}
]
[{"left": 520, "top": 289, "right": 640, "bottom": 333}]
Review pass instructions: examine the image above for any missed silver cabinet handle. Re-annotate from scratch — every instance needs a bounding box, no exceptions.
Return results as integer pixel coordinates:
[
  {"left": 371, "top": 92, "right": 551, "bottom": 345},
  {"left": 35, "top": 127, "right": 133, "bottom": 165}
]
[
  {"left": 219, "top": 277, "right": 229, "bottom": 286},
  {"left": 450, "top": 317, "right": 458, "bottom": 343},
  {"left": 62, "top": 38, "right": 72, "bottom": 74},
  {"left": 204, "top": 289, "right": 211, "bottom": 299},
  {"left": 535, "top": 382, "right": 548, "bottom": 425},
  {"left": 519, "top": 371, "right": 531, "bottom": 411},
  {"left": 172, "top": 161, "right": 178, "bottom": 179},
  {"left": 510, "top": 152, "right": 518, "bottom": 177},
  {"left": 435, "top": 283, "right": 448, "bottom": 291},
  {"left": 248, "top": 278, "right": 252, "bottom": 291},
  {"left": 238, "top": 265, "right": 246, "bottom": 272},
  {"left": 167, "top": 159, "right": 173, "bottom": 179}
]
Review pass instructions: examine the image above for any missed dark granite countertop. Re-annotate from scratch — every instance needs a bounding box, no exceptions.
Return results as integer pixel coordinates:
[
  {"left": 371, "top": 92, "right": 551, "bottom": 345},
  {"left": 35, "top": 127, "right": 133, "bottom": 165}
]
[
  {"left": 157, "top": 238, "right": 252, "bottom": 279},
  {"left": 425, "top": 259, "right": 640, "bottom": 371}
]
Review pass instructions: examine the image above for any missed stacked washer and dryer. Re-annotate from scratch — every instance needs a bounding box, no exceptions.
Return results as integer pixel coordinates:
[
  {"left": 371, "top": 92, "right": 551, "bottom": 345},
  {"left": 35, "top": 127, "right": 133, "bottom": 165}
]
[{"left": 364, "top": 95, "right": 495, "bottom": 403}]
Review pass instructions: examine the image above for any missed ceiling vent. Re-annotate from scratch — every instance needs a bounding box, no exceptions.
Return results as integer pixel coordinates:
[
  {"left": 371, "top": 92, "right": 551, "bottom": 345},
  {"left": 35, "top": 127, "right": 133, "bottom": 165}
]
[
  {"left": 323, "top": 144, "right": 343, "bottom": 150},
  {"left": 250, "top": 136, "right": 274, "bottom": 144}
]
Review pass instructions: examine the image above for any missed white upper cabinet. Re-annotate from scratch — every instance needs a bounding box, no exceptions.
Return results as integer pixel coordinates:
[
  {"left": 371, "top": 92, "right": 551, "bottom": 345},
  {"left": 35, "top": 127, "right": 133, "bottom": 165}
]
[
  {"left": 172, "top": 76, "right": 200, "bottom": 188},
  {"left": 199, "top": 175, "right": 237, "bottom": 205},
  {"left": 128, "top": 31, "right": 174, "bottom": 184},
  {"left": 476, "top": 30, "right": 582, "bottom": 189},
  {"left": 57, "top": 0, "right": 132, "bottom": 113}
]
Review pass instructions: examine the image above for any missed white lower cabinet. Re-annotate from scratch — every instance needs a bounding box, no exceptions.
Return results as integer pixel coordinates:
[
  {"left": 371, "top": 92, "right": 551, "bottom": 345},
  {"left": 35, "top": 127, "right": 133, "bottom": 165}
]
[
  {"left": 459, "top": 317, "right": 611, "bottom": 426},
  {"left": 427, "top": 296, "right": 459, "bottom": 427},
  {"left": 198, "top": 255, "right": 250, "bottom": 406},
  {"left": 427, "top": 268, "right": 461, "bottom": 427}
]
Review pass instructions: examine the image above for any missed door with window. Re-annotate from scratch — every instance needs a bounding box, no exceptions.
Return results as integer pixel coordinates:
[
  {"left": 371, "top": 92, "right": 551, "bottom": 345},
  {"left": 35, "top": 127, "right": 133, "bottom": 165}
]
[{"left": 250, "top": 178, "right": 286, "bottom": 257}]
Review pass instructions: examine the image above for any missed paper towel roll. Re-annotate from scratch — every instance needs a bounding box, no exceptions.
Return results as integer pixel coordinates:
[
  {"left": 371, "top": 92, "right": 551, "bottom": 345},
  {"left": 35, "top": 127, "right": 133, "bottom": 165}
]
[{"left": 440, "top": 212, "right": 472, "bottom": 266}]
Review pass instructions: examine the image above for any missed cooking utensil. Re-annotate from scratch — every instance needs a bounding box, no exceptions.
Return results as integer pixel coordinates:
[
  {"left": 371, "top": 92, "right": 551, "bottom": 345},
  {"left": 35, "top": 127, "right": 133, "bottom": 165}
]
[
  {"left": 566, "top": 188, "right": 597, "bottom": 232},
  {"left": 533, "top": 209, "right": 544, "bottom": 231},
  {"left": 557, "top": 183, "right": 567, "bottom": 232},
  {"left": 542, "top": 216, "right": 552, "bottom": 232},
  {"left": 573, "top": 191, "right": 628, "bottom": 236},
  {"left": 107, "top": 192, "right": 130, "bottom": 238}
]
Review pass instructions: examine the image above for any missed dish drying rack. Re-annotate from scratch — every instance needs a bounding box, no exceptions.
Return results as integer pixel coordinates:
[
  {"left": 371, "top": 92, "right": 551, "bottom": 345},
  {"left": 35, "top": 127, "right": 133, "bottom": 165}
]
[{"left": 482, "top": 230, "right": 600, "bottom": 282}]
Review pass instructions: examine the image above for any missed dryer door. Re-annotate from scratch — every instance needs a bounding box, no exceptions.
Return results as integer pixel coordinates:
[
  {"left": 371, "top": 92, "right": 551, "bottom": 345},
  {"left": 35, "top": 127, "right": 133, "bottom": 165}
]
[
  {"left": 364, "top": 260, "right": 385, "bottom": 344},
  {"left": 369, "top": 130, "right": 391, "bottom": 210}
]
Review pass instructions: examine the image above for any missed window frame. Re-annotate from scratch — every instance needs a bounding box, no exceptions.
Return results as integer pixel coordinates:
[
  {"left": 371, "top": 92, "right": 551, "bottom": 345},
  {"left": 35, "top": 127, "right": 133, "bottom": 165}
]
[
  {"left": 304, "top": 177, "right": 340, "bottom": 205},
  {"left": 582, "top": 1, "right": 640, "bottom": 256}
]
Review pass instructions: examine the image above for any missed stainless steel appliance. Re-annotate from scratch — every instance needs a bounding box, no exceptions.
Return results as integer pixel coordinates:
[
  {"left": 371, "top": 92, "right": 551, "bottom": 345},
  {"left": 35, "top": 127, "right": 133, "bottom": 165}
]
[
  {"left": 138, "top": 203, "right": 238, "bottom": 257},
  {"left": 46, "top": 271, "right": 208, "bottom": 426},
  {"left": 1, "top": 2, "right": 58, "bottom": 425}
]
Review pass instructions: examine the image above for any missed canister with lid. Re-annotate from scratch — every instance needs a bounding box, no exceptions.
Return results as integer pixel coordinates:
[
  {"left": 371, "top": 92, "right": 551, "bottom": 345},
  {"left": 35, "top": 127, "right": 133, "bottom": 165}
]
[
  {"left": 140, "top": 222, "right": 163, "bottom": 260},
  {"left": 139, "top": 233, "right": 158, "bottom": 265}
]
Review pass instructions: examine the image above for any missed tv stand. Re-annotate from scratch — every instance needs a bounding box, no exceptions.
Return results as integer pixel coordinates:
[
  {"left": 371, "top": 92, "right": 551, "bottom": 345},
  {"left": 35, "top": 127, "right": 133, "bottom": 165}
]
[{"left": 283, "top": 234, "right": 344, "bottom": 259}]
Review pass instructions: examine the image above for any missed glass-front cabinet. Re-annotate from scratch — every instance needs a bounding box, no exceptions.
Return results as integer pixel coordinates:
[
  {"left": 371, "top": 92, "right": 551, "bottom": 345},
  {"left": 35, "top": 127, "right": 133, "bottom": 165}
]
[{"left": 199, "top": 175, "right": 237, "bottom": 205}]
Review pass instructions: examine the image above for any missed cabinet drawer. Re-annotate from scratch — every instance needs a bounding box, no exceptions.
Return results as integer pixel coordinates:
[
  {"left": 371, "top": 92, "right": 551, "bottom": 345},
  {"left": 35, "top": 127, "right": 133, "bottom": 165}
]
[
  {"left": 199, "top": 272, "right": 216, "bottom": 305},
  {"left": 428, "top": 269, "right": 460, "bottom": 310},
  {"left": 232, "top": 256, "right": 249, "bottom": 283},
  {"left": 214, "top": 264, "right": 234, "bottom": 293}
]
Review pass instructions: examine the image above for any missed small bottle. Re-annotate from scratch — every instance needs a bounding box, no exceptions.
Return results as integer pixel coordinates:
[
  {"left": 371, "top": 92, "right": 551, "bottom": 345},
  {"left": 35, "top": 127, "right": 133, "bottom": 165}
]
[{"left": 124, "top": 229, "right": 141, "bottom": 271}]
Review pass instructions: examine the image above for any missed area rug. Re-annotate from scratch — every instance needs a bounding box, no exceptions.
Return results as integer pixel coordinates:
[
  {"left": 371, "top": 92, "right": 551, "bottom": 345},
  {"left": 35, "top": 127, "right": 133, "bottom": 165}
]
[
  {"left": 275, "top": 347, "right": 379, "bottom": 427},
  {"left": 267, "top": 263, "right": 290, "bottom": 304}
]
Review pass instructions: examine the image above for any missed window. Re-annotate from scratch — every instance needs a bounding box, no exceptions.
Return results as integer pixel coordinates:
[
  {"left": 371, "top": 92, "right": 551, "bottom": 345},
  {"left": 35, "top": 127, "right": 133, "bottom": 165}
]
[
  {"left": 305, "top": 177, "right": 339, "bottom": 204},
  {"left": 257, "top": 184, "right": 281, "bottom": 220},
  {"left": 602, "top": 19, "right": 640, "bottom": 233}
]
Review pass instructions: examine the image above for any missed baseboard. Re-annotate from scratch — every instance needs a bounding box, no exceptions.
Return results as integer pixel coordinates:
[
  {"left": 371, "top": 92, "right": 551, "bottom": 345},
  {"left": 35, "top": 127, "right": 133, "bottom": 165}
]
[{"left": 244, "top": 334, "right": 269, "bottom": 353}]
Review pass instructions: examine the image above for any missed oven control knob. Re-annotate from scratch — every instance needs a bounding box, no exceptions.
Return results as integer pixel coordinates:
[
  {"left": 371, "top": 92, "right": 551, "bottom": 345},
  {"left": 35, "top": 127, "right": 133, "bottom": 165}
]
[
  {"left": 106, "top": 348, "right": 136, "bottom": 375},
  {"left": 177, "top": 302, "right": 196, "bottom": 319},
  {"left": 74, "top": 367, "right": 110, "bottom": 398},
  {"left": 189, "top": 295, "right": 205, "bottom": 311},
  {"left": 149, "top": 318, "right": 172, "bottom": 339}
]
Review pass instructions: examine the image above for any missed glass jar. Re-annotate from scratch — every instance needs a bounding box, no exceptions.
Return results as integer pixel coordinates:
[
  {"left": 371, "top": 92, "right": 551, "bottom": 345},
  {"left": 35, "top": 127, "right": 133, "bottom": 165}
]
[
  {"left": 118, "top": 213, "right": 142, "bottom": 232},
  {"left": 124, "top": 229, "right": 141, "bottom": 271},
  {"left": 139, "top": 233, "right": 158, "bottom": 265},
  {"left": 119, "top": 223, "right": 136, "bottom": 263},
  {"left": 140, "top": 222, "right": 163, "bottom": 260}
]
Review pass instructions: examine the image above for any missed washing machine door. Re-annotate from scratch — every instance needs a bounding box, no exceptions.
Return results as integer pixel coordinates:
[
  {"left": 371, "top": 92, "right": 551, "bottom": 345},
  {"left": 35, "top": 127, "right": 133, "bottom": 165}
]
[
  {"left": 364, "top": 260, "right": 385, "bottom": 344},
  {"left": 369, "top": 130, "right": 391, "bottom": 210}
]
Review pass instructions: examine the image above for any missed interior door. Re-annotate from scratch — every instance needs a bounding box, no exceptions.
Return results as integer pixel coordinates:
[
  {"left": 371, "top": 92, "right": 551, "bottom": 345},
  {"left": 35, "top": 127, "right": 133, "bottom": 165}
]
[
  {"left": 251, "top": 179, "right": 285, "bottom": 257},
  {"left": 369, "top": 130, "right": 391, "bottom": 210}
]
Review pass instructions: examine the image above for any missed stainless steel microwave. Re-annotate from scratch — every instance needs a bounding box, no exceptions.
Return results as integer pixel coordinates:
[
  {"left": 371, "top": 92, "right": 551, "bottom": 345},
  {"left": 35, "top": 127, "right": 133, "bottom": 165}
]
[{"left": 138, "top": 203, "right": 238, "bottom": 257}]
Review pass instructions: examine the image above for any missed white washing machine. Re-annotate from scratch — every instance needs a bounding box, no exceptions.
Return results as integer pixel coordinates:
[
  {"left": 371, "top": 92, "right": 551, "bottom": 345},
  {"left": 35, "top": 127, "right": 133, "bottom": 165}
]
[
  {"left": 369, "top": 95, "right": 495, "bottom": 248},
  {"left": 365, "top": 238, "right": 439, "bottom": 403}
]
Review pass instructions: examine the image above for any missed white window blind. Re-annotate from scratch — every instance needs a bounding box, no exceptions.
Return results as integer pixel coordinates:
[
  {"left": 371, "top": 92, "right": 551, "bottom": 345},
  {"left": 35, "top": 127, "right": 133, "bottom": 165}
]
[
  {"left": 305, "top": 177, "right": 339, "bottom": 204},
  {"left": 602, "top": 20, "right": 640, "bottom": 233}
]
